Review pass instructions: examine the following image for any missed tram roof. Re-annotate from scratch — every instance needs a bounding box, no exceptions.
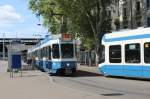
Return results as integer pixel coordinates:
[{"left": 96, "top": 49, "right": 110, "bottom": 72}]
[
  {"left": 102, "top": 27, "right": 150, "bottom": 43},
  {"left": 28, "top": 34, "right": 74, "bottom": 53}
]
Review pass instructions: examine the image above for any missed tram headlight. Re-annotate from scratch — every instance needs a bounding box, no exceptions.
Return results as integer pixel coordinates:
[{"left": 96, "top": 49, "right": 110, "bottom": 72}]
[{"left": 67, "top": 63, "right": 70, "bottom": 67}]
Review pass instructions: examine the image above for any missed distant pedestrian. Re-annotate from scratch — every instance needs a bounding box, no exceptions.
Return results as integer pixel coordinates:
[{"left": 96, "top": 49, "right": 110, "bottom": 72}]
[
  {"left": 27, "top": 57, "right": 32, "bottom": 66},
  {"left": 32, "top": 56, "right": 36, "bottom": 70}
]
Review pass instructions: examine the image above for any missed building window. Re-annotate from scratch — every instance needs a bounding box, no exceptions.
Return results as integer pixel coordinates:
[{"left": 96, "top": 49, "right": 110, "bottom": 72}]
[
  {"left": 144, "top": 42, "right": 150, "bottom": 63},
  {"left": 107, "top": 10, "right": 111, "bottom": 17},
  {"left": 147, "top": 17, "right": 150, "bottom": 27},
  {"left": 124, "top": 26, "right": 128, "bottom": 29},
  {"left": 147, "top": 0, "right": 150, "bottom": 8},
  {"left": 123, "top": 8, "right": 127, "bottom": 16},
  {"left": 109, "top": 45, "right": 121, "bottom": 63},
  {"left": 125, "top": 43, "right": 141, "bottom": 63},
  {"left": 136, "top": 2, "right": 141, "bottom": 11},
  {"left": 137, "top": 22, "right": 141, "bottom": 27}
]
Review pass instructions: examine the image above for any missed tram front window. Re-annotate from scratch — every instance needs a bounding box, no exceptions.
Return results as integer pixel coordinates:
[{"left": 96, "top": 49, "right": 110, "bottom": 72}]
[
  {"left": 61, "top": 44, "right": 74, "bottom": 58},
  {"left": 144, "top": 42, "right": 150, "bottom": 63},
  {"left": 109, "top": 45, "right": 121, "bottom": 63},
  {"left": 52, "top": 44, "right": 60, "bottom": 59}
]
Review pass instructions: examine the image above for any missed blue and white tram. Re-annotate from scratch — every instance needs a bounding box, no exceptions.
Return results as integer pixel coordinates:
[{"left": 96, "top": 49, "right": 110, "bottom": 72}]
[
  {"left": 98, "top": 27, "right": 150, "bottom": 78},
  {"left": 28, "top": 34, "right": 77, "bottom": 75}
]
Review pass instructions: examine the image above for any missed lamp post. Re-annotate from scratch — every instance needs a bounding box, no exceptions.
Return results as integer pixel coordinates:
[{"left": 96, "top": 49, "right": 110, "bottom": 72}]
[{"left": 3, "top": 33, "right": 5, "bottom": 60}]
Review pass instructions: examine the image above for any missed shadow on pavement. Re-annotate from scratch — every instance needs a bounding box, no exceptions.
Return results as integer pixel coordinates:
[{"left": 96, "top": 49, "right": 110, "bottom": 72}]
[
  {"left": 71, "top": 70, "right": 102, "bottom": 77},
  {"left": 21, "top": 74, "right": 42, "bottom": 78},
  {"left": 10, "top": 74, "right": 43, "bottom": 78},
  {"left": 107, "top": 76, "right": 150, "bottom": 82}
]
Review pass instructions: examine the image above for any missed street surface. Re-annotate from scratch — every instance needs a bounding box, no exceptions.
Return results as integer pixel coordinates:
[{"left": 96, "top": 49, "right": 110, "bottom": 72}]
[
  {"left": 53, "top": 65, "right": 150, "bottom": 99},
  {"left": 0, "top": 61, "right": 150, "bottom": 99}
]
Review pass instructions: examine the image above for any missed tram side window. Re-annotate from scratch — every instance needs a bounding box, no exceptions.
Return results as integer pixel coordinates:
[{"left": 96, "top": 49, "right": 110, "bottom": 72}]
[
  {"left": 38, "top": 49, "right": 41, "bottom": 59},
  {"left": 42, "top": 48, "right": 45, "bottom": 57},
  {"left": 125, "top": 43, "right": 141, "bottom": 63},
  {"left": 40, "top": 49, "right": 43, "bottom": 59},
  {"left": 48, "top": 46, "right": 51, "bottom": 60},
  {"left": 109, "top": 45, "right": 121, "bottom": 63},
  {"left": 44, "top": 47, "right": 47, "bottom": 58},
  {"left": 39, "top": 49, "right": 42, "bottom": 59},
  {"left": 41, "top": 49, "right": 44, "bottom": 58},
  {"left": 52, "top": 44, "right": 60, "bottom": 58},
  {"left": 35, "top": 51, "right": 37, "bottom": 57},
  {"left": 37, "top": 50, "right": 40, "bottom": 58},
  {"left": 45, "top": 47, "right": 47, "bottom": 58},
  {"left": 144, "top": 42, "right": 150, "bottom": 63}
]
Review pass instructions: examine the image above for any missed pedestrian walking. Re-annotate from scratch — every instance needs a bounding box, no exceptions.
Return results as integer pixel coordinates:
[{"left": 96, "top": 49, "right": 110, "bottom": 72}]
[{"left": 32, "top": 56, "right": 36, "bottom": 70}]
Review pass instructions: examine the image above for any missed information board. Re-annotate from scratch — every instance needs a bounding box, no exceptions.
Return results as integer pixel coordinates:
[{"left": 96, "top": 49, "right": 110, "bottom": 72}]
[{"left": 11, "top": 54, "right": 21, "bottom": 69}]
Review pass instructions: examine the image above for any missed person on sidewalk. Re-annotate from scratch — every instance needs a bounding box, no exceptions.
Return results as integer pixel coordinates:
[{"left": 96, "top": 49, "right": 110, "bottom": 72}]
[{"left": 31, "top": 56, "right": 36, "bottom": 70}]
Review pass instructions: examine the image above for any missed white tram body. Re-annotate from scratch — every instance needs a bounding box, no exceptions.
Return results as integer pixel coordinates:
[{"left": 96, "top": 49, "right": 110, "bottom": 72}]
[{"left": 98, "top": 27, "right": 150, "bottom": 78}]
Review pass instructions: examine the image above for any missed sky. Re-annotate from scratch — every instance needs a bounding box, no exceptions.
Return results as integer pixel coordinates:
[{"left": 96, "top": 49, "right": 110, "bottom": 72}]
[{"left": 0, "top": 0, "right": 48, "bottom": 38}]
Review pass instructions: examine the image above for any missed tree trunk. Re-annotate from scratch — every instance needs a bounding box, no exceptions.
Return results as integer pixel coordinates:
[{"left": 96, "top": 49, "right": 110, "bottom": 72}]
[
  {"left": 95, "top": 40, "right": 100, "bottom": 66},
  {"left": 88, "top": 51, "right": 92, "bottom": 66},
  {"left": 95, "top": 51, "right": 100, "bottom": 66}
]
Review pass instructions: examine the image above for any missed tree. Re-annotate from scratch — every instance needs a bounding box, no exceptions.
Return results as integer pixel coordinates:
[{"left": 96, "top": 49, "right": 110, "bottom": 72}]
[
  {"left": 29, "top": 0, "right": 113, "bottom": 66},
  {"left": 29, "top": 0, "right": 64, "bottom": 34}
]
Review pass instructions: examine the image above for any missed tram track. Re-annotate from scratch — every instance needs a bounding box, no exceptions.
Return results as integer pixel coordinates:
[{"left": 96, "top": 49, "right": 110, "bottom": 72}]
[{"left": 52, "top": 74, "right": 150, "bottom": 99}]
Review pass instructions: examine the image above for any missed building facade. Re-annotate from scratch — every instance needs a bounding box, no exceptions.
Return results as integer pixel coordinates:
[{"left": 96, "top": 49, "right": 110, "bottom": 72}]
[
  {"left": 104, "top": 0, "right": 120, "bottom": 31},
  {"left": 119, "top": 0, "right": 144, "bottom": 29},
  {"left": 119, "top": 0, "right": 150, "bottom": 29},
  {"left": 145, "top": 0, "right": 150, "bottom": 27}
]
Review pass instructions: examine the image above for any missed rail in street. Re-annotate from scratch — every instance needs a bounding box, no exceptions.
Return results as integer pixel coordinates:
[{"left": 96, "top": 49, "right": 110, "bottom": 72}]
[{"left": 52, "top": 64, "right": 150, "bottom": 99}]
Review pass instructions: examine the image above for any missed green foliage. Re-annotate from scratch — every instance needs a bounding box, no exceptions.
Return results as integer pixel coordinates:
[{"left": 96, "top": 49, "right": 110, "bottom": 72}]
[
  {"left": 29, "top": 0, "right": 62, "bottom": 34},
  {"left": 29, "top": 0, "right": 112, "bottom": 52}
]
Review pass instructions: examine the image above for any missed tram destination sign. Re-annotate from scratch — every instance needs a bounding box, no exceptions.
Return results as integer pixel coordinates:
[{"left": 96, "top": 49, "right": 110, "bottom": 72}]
[{"left": 61, "top": 34, "right": 72, "bottom": 41}]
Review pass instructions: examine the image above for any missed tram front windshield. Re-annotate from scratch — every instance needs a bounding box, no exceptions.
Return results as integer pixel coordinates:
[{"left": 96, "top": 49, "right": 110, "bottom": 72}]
[{"left": 61, "top": 43, "right": 74, "bottom": 58}]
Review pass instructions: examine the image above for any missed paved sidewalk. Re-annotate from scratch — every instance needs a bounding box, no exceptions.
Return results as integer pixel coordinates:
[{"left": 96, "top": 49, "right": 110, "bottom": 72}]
[
  {"left": 0, "top": 61, "right": 111, "bottom": 99},
  {"left": 0, "top": 60, "right": 8, "bottom": 73}
]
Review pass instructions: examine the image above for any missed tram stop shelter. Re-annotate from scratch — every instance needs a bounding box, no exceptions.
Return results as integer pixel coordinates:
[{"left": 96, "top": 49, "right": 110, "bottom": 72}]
[{"left": 7, "top": 41, "right": 23, "bottom": 77}]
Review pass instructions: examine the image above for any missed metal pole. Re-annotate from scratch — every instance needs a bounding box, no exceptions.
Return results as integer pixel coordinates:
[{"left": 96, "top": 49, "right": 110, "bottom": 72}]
[
  {"left": 8, "top": 40, "right": 12, "bottom": 72},
  {"left": 3, "top": 33, "right": 5, "bottom": 60}
]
